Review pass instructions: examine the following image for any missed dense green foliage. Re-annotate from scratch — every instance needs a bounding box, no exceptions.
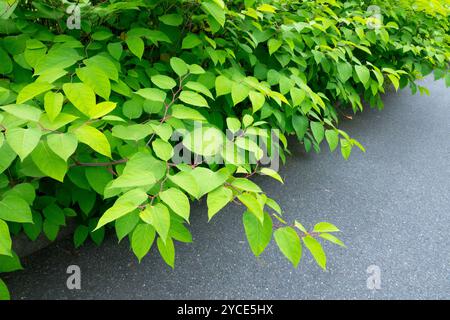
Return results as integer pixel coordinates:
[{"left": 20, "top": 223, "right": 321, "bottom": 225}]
[{"left": 0, "top": 0, "right": 448, "bottom": 299}]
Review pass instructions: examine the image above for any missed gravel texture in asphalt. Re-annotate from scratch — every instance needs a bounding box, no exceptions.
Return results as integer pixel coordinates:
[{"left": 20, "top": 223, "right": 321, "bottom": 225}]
[{"left": 4, "top": 77, "right": 450, "bottom": 299}]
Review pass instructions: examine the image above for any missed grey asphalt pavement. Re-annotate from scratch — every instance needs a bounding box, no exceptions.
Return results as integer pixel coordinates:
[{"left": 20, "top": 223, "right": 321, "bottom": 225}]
[{"left": 3, "top": 77, "right": 450, "bottom": 299}]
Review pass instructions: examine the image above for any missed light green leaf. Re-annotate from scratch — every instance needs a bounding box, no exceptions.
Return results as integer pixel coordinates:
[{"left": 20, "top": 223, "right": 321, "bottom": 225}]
[
  {"left": 47, "top": 133, "right": 78, "bottom": 161},
  {"left": 182, "top": 34, "right": 202, "bottom": 49},
  {"left": 231, "top": 178, "right": 262, "bottom": 193},
  {"left": 31, "top": 141, "right": 68, "bottom": 182},
  {"left": 337, "top": 62, "right": 353, "bottom": 83},
  {"left": 231, "top": 82, "right": 249, "bottom": 106},
  {"left": 73, "top": 125, "right": 111, "bottom": 158},
  {"left": 274, "top": 226, "right": 302, "bottom": 267},
  {"left": 201, "top": 2, "right": 225, "bottom": 27},
  {"left": 1, "top": 104, "right": 42, "bottom": 122},
  {"left": 303, "top": 235, "right": 326, "bottom": 270},
  {"left": 132, "top": 223, "right": 156, "bottom": 262},
  {"left": 76, "top": 65, "right": 111, "bottom": 100},
  {"left": 135, "top": 88, "right": 167, "bottom": 102},
  {"left": 126, "top": 36, "right": 144, "bottom": 59},
  {"left": 16, "top": 82, "right": 54, "bottom": 104},
  {"left": 243, "top": 211, "right": 272, "bottom": 256},
  {"left": 268, "top": 39, "right": 282, "bottom": 55},
  {"left": 355, "top": 65, "right": 370, "bottom": 86},
  {"left": 313, "top": 222, "right": 340, "bottom": 233},
  {"left": 0, "top": 196, "right": 32, "bottom": 223},
  {"left": 319, "top": 233, "right": 346, "bottom": 247},
  {"left": 157, "top": 236, "right": 175, "bottom": 268},
  {"left": 140, "top": 203, "right": 170, "bottom": 243},
  {"left": 215, "top": 75, "right": 232, "bottom": 97},
  {"left": 44, "top": 91, "right": 64, "bottom": 122},
  {"left": 168, "top": 171, "right": 200, "bottom": 198},
  {"left": 207, "top": 186, "right": 233, "bottom": 220},
  {"left": 63, "top": 83, "right": 96, "bottom": 117},
  {"left": 248, "top": 91, "right": 265, "bottom": 113},
  {"left": 151, "top": 75, "right": 177, "bottom": 90},
  {"left": 310, "top": 121, "right": 325, "bottom": 144},
  {"left": 170, "top": 57, "right": 188, "bottom": 77},
  {"left": 237, "top": 192, "right": 264, "bottom": 223},
  {"left": 0, "top": 219, "right": 12, "bottom": 256},
  {"left": 6, "top": 127, "right": 42, "bottom": 161},
  {"left": 260, "top": 167, "right": 283, "bottom": 183},
  {"left": 325, "top": 129, "right": 339, "bottom": 152},
  {"left": 152, "top": 138, "right": 174, "bottom": 161},
  {"left": 96, "top": 189, "right": 148, "bottom": 230},
  {"left": 170, "top": 104, "right": 206, "bottom": 121},
  {"left": 159, "top": 13, "right": 183, "bottom": 26},
  {"left": 159, "top": 188, "right": 190, "bottom": 222},
  {"left": 179, "top": 90, "right": 209, "bottom": 107}
]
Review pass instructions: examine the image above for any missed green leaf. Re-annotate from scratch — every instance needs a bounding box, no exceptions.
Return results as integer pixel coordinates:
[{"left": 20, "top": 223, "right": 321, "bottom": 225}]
[
  {"left": 243, "top": 211, "right": 272, "bottom": 257},
  {"left": 126, "top": 36, "right": 144, "bottom": 59},
  {"left": 337, "top": 62, "right": 353, "bottom": 83},
  {"left": 260, "top": 167, "right": 283, "bottom": 184},
  {"left": 4, "top": 183, "right": 35, "bottom": 205},
  {"left": 47, "top": 132, "right": 78, "bottom": 161},
  {"left": 325, "top": 129, "right": 339, "bottom": 152},
  {"left": 170, "top": 57, "right": 188, "bottom": 77},
  {"left": 191, "top": 167, "right": 230, "bottom": 197},
  {"left": 313, "top": 222, "right": 340, "bottom": 233},
  {"left": 140, "top": 203, "right": 170, "bottom": 243},
  {"left": 170, "top": 104, "right": 206, "bottom": 121},
  {"left": 135, "top": 88, "right": 167, "bottom": 102},
  {"left": 0, "top": 251, "right": 23, "bottom": 273},
  {"left": 231, "top": 82, "right": 249, "bottom": 106},
  {"left": 184, "top": 81, "right": 214, "bottom": 99},
  {"left": 31, "top": 141, "right": 68, "bottom": 182},
  {"left": 0, "top": 219, "right": 12, "bottom": 256},
  {"left": 157, "top": 236, "right": 175, "bottom": 268},
  {"left": 183, "top": 126, "right": 225, "bottom": 157},
  {"left": 44, "top": 91, "right": 64, "bottom": 122},
  {"left": 290, "top": 88, "right": 306, "bottom": 107},
  {"left": 179, "top": 90, "right": 209, "bottom": 107},
  {"left": 320, "top": 233, "right": 346, "bottom": 247},
  {"left": 73, "top": 125, "right": 111, "bottom": 158},
  {"left": 76, "top": 65, "right": 111, "bottom": 100},
  {"left": 248, "top": 91, "right": 265, "bottom": 113},
  {"left": 6, "top": 127, "right": 42, "bottom": 161},
  {"left": 201, "top": 2, "right": 225, "bottom": 27},
  {"left": 159, "top": 13, "right": 183, "bottom": 26},
  {"left": 159, "top": 188, "right": 190, "bottom": 222},
  {"left": 168, "top": 171, "right": 200, "bottom": 198},
  {"left": 152, "top": 138, "right": 174, "bottom": 161},
  {"left": 231, "top": 178, "right": 262, "bottom": 193},
  {"left": 151, "top": 75, "right": 177, "bottom": 90},
  {"left": 215, "top": 75, "right": 232, "bottom": 97},
  {"left": 1, "top": 104, "right": 42, "bottom": 122},
  {"left": 85, "top": 166, "right": 113, "bottom": 195},
  {"left": 0, "top": 279, "right": 10, "bottom": 300},
  {"left": 96, "top": 189, "right": 148, "bottom": 230},
  {"left": 43, "top": 203, "right": 66, "bottom": 226},
  {"left": 131, "top": 223, "right": 156, "bottom": 262},
  {"left": 115, "top": 210, "right": 139, "bottom": 243},
  {"left": 73, "top": 225, "right": 90, "bottom": 248},
  {"left": 268, "top": 39, "right": 282, "bottom": 55},
  {"left": 355, "top": 65, "right": 370, "bottom": 86},
  {"left": 310, "top": 121, "right": 325, "bottom": 144},
  {"left": 292, "top": 114, "right": 309, "bottom": 140},
  {"left": 0, "top": 195, "right": 32, "bottom": 223},
  {"left": 237, "top": 193, "right": 264, "bottom": 223},
  {"left": 274, "top": 226, "right": 302, "bottom": 267},
  {"left": 207, "top": 186, "right": 233, "bottom": 220},
  {"left": 182, "top": 34, "right": 202, "bottom": 50},
  {"left": 63, "top": 83, "right": 96, "bottom": 117},
  {"left": 16, "top": 82, "right": 54, "bottom": 104},
  {"left": 0, "top": 146, "right": 15, "bottom": 177},
  {"left": 340, "top": 138, "right": 352, "bottom": 160},
  {"left": 302, "top": 235, "right": 326, "bottom": 270}
]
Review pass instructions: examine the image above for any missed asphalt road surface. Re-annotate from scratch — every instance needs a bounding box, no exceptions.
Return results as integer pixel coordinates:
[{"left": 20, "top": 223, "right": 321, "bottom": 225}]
[{"left": 4, "top": 77, "right": 450, "bottom": 299}]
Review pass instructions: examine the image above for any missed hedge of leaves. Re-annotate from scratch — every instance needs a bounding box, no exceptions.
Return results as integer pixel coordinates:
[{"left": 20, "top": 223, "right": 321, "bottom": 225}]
[{"left": 0, "top": 0, "right": 448, "bottom": 299}]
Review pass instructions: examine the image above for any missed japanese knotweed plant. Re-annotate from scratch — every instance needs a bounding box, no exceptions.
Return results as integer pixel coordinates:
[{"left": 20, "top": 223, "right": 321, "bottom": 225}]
[{"left": 0, "top": 0, "right": 448, "bottom": 299}]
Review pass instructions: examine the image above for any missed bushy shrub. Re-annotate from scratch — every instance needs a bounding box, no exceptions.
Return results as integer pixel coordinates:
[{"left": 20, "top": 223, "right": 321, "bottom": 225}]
[{"left": 0, "top": 0, "right": 448, "bottom": 299}]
